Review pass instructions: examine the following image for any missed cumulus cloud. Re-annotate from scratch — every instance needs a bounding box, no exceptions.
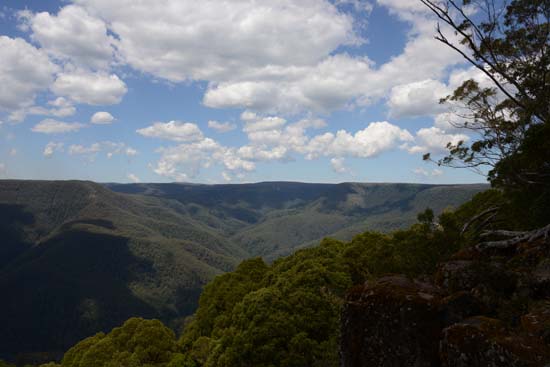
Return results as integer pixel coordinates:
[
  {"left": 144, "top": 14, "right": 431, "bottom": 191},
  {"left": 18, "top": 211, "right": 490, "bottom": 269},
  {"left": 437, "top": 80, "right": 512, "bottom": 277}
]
[
  {"left": 202, "top": 31, "right": 462, "bottom": 114},
  {"left": 20, "top": 5, "right": 115, "bottom": 70},
  {"left": 9, "top": 148, "right": 17, "bottom": 156},
  {"left": 125, "top": 147, "right": 138, "bottom": 156},
  {"left": 31, "top": 119, "right": 85, "bottom": 134},
  {"left": 43, "top": 142, "right": 64, "bottom": 157},
  {"left": 153, "top": 138, "right": 255, "bottom": 181},
  {"left": 331, "top": 157, "right": 351, "bottom": 174},
  {"left": 208, "top": 120, "right": 236, "bottom": 133},
  {"left": 68, "top": 142, "right": 101, "bottom": 155},
  {"left": 150, "top": 114, "right": 412, "bottom": 181},
  {"left": 127, "top": 173, "right": 141, "bottom": 183},
  {"left": 74, "top": 0, "right": 356, "bottom": 82},
  {"left": 60, "top": 0, "right": 463, "bottom": 114},
  {"left": 8, "top": 97, "right": 76, "bottom": 123},
  {"left": 0, "top": 36, "right": 58, "bottom": 112},
  {"left": 91, "top": 111, "right": 115, "bottom": 124},
  {"left": 2, "top": 0, "right": 469, "bottom": 117},
  {"left": 47, "top": 97, "right": 77, "bottom": 116},
  {"left": 51, "top": 70, "right": 127, "bottom": 105},
  {"left": 1, "top": 0, "right": 474, "bottom": 122},
  {"left": 68, "top": 141, "right": 138, "bottom": 160},
  {"left": 304, "top": 121, "right": 414, "bottom": 160},
  {"left": 413, "top": 167, "right": 444, "bottom": 177},
  {"left": 407, "top": 127, "right": 469, "bottom": 154},
  {"left": 137, "top": 121, "right": 204, "bottom": 142},
  {"left": 388, "top": 79, "right": 449, "bottom": 118}
]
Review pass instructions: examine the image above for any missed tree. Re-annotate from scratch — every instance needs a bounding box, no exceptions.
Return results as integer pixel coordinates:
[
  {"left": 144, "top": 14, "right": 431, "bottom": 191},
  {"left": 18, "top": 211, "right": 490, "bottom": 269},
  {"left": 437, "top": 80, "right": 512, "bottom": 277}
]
[{"left": 420, "top": 0, "right": 550, "bottom": 246}]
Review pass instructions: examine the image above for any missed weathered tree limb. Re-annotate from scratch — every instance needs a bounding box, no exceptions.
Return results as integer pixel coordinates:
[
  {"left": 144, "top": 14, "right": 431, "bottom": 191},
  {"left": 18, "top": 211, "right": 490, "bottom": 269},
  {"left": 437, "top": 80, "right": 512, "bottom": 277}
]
[
  {"left": 460, "top": 206, "right": 500, "bottom": 235},
  {"left": 477, "top": 223, "right": 550, "bottom": 250}
]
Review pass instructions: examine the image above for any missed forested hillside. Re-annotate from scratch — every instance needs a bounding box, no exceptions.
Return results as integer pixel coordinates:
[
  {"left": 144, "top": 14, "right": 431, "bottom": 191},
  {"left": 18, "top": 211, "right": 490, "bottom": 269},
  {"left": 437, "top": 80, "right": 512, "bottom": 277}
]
[
  {"left": 106, "top": 182, "right": 486, "bottom": 259},
  {"left": 0, "top": 180, "right": 483, "bottom": 362},
  {"left": 23, "top": 186, "right": 549, "bottom": 367}
]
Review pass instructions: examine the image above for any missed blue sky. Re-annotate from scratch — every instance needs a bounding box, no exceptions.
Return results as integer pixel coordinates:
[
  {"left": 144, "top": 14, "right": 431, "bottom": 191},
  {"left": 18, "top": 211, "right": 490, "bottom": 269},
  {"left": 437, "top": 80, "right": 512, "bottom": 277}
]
[{"left": 0, "top": 0, "right": 489, "bottom": 184}]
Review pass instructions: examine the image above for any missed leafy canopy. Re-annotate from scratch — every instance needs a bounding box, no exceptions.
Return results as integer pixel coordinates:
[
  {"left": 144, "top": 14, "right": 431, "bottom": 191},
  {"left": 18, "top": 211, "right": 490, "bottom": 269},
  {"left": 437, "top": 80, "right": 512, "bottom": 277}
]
[{"left": 421, "top": 0, "right": 550, "bottom": 227}]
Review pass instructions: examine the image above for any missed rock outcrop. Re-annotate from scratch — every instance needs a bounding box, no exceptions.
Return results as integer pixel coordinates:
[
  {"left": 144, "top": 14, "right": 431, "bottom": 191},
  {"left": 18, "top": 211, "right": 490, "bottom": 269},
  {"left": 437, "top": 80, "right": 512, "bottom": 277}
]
[
  {"left": 341, "top": 275, "right": 443, "bottom": 367},
  {"left": 341, "top": 240, "right": 550, "bottom": 367}
]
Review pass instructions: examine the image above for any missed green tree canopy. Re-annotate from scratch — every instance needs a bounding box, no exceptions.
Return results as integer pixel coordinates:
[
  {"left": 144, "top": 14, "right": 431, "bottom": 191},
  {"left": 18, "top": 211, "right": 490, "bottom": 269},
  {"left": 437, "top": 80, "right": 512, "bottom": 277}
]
[{"left": 421, "top": 0, "right": 550, "bottom": 235}]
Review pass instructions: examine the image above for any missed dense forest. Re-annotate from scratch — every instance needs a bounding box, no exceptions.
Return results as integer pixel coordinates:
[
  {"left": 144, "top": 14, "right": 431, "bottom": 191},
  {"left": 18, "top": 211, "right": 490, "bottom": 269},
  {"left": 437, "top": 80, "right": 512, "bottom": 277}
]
[
  {"left": 0, "top": 180, "right": 482, "bottom": 363},
  {"left": 4, "top": 186, "right": 547, "bottom": 366},
  {"left": 0, "top": 190, "right": 501, "bottom": 366}
]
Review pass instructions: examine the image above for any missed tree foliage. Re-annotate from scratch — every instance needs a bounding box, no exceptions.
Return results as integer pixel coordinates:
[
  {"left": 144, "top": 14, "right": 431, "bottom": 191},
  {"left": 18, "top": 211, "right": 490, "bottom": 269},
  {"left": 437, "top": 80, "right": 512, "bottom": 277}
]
[
  {"left": 177, "top": 207, "right": 471, "bottom": 366},
  {"left": 32, "top": 190, "right": 519, "bottom": 367},
  {"left": 421, "top": 0, "right": 550, "bottom": 228},
  {"left": 57, "top": 318, "right": 194, "bottom": 367}
]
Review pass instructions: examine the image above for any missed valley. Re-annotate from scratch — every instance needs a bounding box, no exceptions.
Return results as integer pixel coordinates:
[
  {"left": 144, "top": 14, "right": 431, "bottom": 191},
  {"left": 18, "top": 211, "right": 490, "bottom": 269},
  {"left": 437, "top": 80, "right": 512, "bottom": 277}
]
[{"left": 0, "top": 180, "right": 485, "bottom": 361}]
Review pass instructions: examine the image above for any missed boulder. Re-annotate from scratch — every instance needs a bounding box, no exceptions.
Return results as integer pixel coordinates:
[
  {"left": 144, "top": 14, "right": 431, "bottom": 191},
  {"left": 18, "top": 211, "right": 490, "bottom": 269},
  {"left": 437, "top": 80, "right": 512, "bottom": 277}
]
[
  {"left": 435, "top": 260, "right": 478, "bottom": 292},
  {"left": 440, "top": 316, "right": 550, "bottom": 367},
  {"left": 340, "top": 275, "right": 443, "bottom": 367},
  {"left": 530, "top": 259, "right": 550, "bottom": 299},
  {"left": 440, "top": 291, "right": 484, "bottom": 326},
  {"left": 521, "top": 302, "right": 550, "bottom": 343}
]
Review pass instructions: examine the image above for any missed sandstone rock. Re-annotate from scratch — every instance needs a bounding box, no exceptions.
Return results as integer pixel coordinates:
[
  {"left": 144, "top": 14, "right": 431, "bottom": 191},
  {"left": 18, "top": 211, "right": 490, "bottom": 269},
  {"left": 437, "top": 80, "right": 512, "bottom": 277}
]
[
  {"left": 521, "top": 302, "right": 550, "bottom": 343},
  {"left": 530, "top": 259, "right": 550, "bottom": 299},
  {"left": 440, "top": 291, "right": 484, "bottom": 326},
  {"left": 440, "top": 316, "right": 550, "bottom": 367},
  {"left": 340, "top": 275, "right": 443, "bottom": 367},
  {"left": 435, "top": 260, "right": 478, "bottom": 292}
]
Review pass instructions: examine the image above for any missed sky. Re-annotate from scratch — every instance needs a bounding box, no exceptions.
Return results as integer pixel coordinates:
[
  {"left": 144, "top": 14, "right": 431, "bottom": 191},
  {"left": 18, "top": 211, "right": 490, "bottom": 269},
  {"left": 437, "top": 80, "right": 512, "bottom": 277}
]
[{"left": 0, "top": 0, "right": 490, "bottom": 184}]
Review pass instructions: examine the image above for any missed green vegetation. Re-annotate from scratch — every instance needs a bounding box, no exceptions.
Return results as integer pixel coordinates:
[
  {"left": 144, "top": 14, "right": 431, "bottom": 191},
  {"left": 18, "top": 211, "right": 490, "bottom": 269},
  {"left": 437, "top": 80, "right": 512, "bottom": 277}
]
[
  {"left": 422, "top": 0, "right": 550, "bottom": 233},
  {"left": 34, "top": 189, "right": 498, "bottom": 367},
  {"left": 177, "top": 204, "right": 472, "bottom": 366},
  {"left": 12, "top": 184, "right": 547, "bottom": 366},
  {"left": 0, "top": 180, "right": 482, "bottom": 362}
]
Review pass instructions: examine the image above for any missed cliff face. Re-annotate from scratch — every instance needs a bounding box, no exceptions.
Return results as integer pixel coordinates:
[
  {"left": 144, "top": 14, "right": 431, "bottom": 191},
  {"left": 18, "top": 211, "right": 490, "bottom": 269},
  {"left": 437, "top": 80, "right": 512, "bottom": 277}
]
[{"left": 341, "top": 240, "right": 550, "bottom": 367}]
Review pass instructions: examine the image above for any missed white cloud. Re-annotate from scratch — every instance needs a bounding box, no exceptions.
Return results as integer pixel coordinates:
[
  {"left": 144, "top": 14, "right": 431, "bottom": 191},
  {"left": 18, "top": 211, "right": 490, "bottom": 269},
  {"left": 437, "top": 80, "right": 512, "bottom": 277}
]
[
  {"left": 8, "top": 97, "right": 76, "bottom": 123},
  {"left": 304, "top": 121, "right": 414, "bottom": 159},
  {"left": 2, "top": 0, "right": 472, "bottom": 120},
  {"left": 202, "top": 32, "right": 462, "bottom": 114},
  {"left": 388, "top": 79, "right": 449, "bottom": 118},
  {"left": 331, "top": 157, "right": 350, "bottom": 174},
  {"left": 433, "top": 112, "right": 471, "bottom": 133},
  {"left": 413, "top": 167, "right": 444, "bottom": 177},
  {"left": 127, "top": 173, "right": 141, "bottom": 183},
  {"left": 125, "top": 147, "right": 138, "bottom": 156},
  {"left": 243, "top": 115, "right": 287, "bottom": 133},
  {"left": 376, "top": 0, "right": 430, "bottom": 19},
  {"left": 64, "top": 0, "right": 463, "bottom": 114},
  {"left": 52, "top": 70, "right": 127, "bottom": 105},
  {"left": 221, "top": 171, "right": 232, "bottom": 182},
  {"left": 407, "top": 127, "right": 469, "bottom": 154},
  {"left": 43, "top": 142, "right": 64, "bottom": 157},
  {"left": 9, "top": 148, "right": 17, "bottom": 156},
  {"left": 68, "top": 141, "right": 137, "bottom": 159},
  {"left": 207, "top": 120, "right": 236, "bottom": 133},
  {"left": 20, "top": 5, "right": 115, "bottom": 70},
  {"left": 137, "top": 121, "right": 204, "bottom": 142},
  {"left": 150, "top": 116, "right": 413, "bottom": 181},
  {"left": 152, "top": 137, "right": 254, "bottom": 181},
  {"left": 74, "top": 0, "right": 355, "bottom": 82},
  {"left": 47, "top": 97, "right": 77, "bottom": 117},
  {"left": 31, "top": 119, "right": 85, "bottom": 134},
  {"left": 68, "top": 142, "right": 101, "bottom": 155},
  {"left": 0, "top": 36, "right": 58, "bottom": 112},
  {"left": 91, "top": 111, "right": 115, "bottom": 124}
]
